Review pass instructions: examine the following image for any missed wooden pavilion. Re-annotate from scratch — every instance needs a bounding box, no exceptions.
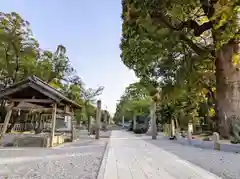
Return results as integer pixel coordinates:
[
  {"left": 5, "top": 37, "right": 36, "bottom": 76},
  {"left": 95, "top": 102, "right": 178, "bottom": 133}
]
[{"left": 0, "top": 75, "right": 81, "bottom": 147}]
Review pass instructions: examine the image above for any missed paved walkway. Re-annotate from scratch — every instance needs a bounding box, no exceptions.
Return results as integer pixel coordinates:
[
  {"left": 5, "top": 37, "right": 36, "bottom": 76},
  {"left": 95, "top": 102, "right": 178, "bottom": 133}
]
[{"left": 99, "top": 131, "right": 222, "bottom": 179}]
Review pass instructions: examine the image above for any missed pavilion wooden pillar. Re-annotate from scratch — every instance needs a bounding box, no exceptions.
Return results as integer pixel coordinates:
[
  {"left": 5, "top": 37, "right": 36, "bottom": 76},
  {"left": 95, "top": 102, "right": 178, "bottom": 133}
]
[
  {"left": 0, "top": 102, "right": 14, "bottom": 145},
  {"left": 71, "top": 111, "right": 75, "bottom": 142},
  {"left": 50, "top": 103, "right": 57, "bottom": 147}
]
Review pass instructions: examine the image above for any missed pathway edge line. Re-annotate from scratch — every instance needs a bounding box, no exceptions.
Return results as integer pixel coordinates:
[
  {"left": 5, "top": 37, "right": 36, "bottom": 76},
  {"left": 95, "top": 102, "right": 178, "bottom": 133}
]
[{"left": 96, "top": 131, "right": 112, "bottom": 179}]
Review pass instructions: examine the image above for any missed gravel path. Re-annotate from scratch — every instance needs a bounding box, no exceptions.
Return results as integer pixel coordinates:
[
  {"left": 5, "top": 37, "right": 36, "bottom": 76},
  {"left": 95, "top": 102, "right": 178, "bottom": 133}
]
[
  {"left": 144, "top": 134, "right": 240, "bottom": 179},
  {"left": 0, "top": 131, "right": 108, "bottom": 179}
]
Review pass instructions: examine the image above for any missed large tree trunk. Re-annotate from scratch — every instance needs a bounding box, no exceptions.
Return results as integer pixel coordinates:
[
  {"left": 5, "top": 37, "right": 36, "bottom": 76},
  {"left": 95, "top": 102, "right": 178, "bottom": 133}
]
[{"left": 216, "top": 40, "right": 240, "bottom": 138}]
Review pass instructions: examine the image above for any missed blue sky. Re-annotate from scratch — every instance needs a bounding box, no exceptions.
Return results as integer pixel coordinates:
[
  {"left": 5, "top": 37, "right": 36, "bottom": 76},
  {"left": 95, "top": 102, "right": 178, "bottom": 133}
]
[{"left": 0, "top": 0, "right": 138, "bottom": 114}]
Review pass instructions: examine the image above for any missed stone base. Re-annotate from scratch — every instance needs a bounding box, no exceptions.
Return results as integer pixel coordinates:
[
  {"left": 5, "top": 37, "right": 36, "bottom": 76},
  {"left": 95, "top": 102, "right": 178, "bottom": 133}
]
[
  {"left": 12, "top": 134, "right": 65, "bottom": 148},
  {"left": 13, "top": 135, "right": 49, "bottom": 147}
]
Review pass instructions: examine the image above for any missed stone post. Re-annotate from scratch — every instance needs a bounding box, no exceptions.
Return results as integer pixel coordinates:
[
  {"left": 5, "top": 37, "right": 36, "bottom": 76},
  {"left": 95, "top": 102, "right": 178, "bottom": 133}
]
[
  {"left": 188, "top": 122, "right": 193, "bottom": 134},
  {"left": 151, "top": 101, "right": 157, "bottom": 139},
  {"left": 133, "top": 113, "right": 137, "bottom": 131},
  {"left": 213, "top": 132, "right": 220, "bottom": 150},
  {"left": 95, "top": 100, "right": 101, "bottom": 139},
  {"left": 171, "top": 119, "right": 175, "bottom": 137},
  {"left": 122, "top": 116, "right": 125, "bottom": 128},
  {"left": 187, "top": 122, "right": 193, "bottom": 144}
]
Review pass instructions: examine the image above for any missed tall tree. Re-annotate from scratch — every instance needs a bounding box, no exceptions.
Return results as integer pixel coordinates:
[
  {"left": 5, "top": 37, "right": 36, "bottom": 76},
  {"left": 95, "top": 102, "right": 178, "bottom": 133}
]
[
  {"left": 121, "top": 0, "right": 240, "bottom": 138},
  {"left": 0, "top": 12, "right": 39, "bottom": 86}
]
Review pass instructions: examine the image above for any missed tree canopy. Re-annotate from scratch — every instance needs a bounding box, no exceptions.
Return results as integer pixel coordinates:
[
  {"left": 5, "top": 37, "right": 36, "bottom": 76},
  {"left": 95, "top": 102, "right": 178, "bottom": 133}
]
[
  {"left": 120, "top": 0, "right": 240, "bottom": 137},
  {"left": 114, "top": 82, "right": 151, "bottom": 123},
  {"left": 0, "top": 12, "right": 106, "bottom": 125}
]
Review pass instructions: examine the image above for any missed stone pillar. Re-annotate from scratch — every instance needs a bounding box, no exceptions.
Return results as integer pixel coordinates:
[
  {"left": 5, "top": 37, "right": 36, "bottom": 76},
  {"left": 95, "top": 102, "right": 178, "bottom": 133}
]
[
  {"left": 151, "top": 101, "right": 157, "bottom": 139},
  {"left": 171, "top": 119, "right": 175, "bottom": 137},
  {"left": 122, "top": 116, "right": 125, "bottom": 128},
  {"left": 187, "top": 122, "right": 193, "bottom": 144},
  {"left": 188, "top": 122, "right": 193, "bottom": 134},
  {"left": 213, "top": 132, "right": 220, "bottom": 150},
  {"left": 133, "top": 113, "right": 137, "bottom": 131},
  {"left": 95, "top": 100, "right": 101, "bottom": 139}
]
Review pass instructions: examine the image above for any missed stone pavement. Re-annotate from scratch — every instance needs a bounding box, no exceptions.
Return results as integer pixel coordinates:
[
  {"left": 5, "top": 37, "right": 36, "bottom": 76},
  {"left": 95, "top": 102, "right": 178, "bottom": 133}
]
[
  {"left": 99, "top": 131, "right": 222, "bottom": 179},
  {"left": 0, "top": 130, "right": 108, "bottom": 179}
]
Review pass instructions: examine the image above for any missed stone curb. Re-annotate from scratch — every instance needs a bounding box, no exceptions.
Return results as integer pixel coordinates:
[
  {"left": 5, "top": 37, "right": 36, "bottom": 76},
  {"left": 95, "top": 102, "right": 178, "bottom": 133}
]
[
  {"left": 96, "top": 133, "right": 111, "bottom": 179},
  {"left": 175, "top": 135, "right": 240, "bottom": 153},
  {"left": 157, "top": 132, "right": 240, "bottom": 153},
  {"left": 52, "top": 138, "right": 80, "bottom": 149}
]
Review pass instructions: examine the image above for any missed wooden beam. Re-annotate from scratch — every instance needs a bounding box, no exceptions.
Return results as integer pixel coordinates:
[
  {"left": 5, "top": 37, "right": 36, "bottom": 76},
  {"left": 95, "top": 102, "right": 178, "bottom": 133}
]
[
  {"left": 13, "top": 107, "right": 52, "bottom": 112},
  {"left": 11, "top": 98, "right": 54, "bottom": 103},
  {"left": 0, "top": 103, "right": 14, "bottom": 144},
  {"left": 50, "top": 103, "right": 57, "bottom": 147},
  {"left": 12, "top": 107, "right": 74, "bottom": 116},
  {"left": 64, "top": 111, "right": 74, "bottom": 116},
  {"left": 58, "top": 107, "right": 74, "bottom": 116}
]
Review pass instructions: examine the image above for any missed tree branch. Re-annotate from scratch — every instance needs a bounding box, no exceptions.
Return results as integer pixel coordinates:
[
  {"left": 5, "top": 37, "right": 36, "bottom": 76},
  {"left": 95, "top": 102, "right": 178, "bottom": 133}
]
[
  {"left": 150, "top": 11, "right": 212, "bottom": 55},
  {"left": 178, "top": 34, "right": 209, "bottom": 55},
  {"left": 151, "top": 10, "right": 213, "bottom": 37},
  {"left": 177, "top": 20, "right": 213, "bottom": 36}
]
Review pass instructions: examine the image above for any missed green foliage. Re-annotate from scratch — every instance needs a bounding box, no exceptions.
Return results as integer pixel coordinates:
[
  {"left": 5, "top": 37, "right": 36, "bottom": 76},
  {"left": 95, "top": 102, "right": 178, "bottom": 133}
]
[
  {"left": 114, "top": 82, "right": 151, "bottom": 123},
  {"left": 0, "top": 12, "right": 39, "bottom": 86},
  {"left": 0, "top": 12, "right": 107, "bottom": 124},
  {"left": 0, "top": 12, "right": 75, "bottom": 87},
  {"left": 120, "top": 0, "right": 239, "bottom": 129}
]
